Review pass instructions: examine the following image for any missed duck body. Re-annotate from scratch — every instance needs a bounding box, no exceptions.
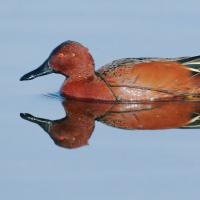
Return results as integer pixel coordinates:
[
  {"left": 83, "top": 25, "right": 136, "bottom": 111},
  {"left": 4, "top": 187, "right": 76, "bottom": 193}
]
[{"left": 20, "top": 41, "right": 200, "bottom": 102}]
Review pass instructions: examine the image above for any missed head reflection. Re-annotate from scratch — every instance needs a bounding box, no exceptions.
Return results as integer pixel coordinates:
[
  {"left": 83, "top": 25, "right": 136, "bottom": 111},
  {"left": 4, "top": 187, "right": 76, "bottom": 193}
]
[{"left": 20, "top": 100, "right": 200, "bottom": 149}]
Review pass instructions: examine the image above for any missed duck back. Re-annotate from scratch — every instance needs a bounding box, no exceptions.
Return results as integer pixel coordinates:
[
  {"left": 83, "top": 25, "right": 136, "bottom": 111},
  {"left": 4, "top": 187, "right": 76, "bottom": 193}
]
[{"left": 98, "top": 57, "right": 200, "bottom": 102}]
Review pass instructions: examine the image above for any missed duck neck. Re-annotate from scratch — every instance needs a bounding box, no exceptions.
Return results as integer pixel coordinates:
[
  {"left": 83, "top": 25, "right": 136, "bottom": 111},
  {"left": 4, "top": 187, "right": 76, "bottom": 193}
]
[{"left": 68, "top": 66, "right": 96, "bottom": 81}]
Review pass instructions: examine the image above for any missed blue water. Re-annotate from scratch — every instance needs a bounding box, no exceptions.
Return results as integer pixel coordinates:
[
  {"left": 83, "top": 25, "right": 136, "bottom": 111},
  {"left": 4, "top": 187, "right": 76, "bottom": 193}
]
[{"left": 1, "top": 0, "right": 200, "bottom": 199}]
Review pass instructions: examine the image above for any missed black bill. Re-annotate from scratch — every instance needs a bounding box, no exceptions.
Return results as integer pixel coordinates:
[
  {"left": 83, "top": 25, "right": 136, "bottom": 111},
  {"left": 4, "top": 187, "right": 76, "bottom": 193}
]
[{"left": 20, "top": 59, "right": 54, "bottom": 81}]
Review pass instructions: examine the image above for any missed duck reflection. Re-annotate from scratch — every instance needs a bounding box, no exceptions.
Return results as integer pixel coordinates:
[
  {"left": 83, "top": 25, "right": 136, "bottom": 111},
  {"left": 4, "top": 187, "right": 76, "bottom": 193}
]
[{"left": 20, "top": 100, "right": 200, "bottom": 149}]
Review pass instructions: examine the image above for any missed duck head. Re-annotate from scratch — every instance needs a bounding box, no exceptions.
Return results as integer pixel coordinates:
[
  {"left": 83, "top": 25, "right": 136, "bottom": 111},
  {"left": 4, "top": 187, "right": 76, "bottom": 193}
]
[{"left": 20, "top": 41, "right": 95, "bottom": 81}]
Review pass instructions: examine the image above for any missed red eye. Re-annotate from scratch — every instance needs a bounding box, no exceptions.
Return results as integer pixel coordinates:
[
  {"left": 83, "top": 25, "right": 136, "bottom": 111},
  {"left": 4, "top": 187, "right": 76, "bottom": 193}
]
[
  {"left": 58, "top": 53, "right": 65, "bottom": 58},
  {"left": 59, "top": 135, "right": 65, "bottom": 141}
]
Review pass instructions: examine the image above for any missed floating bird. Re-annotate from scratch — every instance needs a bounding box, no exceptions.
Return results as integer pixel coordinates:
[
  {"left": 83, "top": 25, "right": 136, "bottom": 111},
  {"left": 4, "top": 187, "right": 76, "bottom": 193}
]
[{"left": 20, "top": 41, "right": 200, "bottom": 102}]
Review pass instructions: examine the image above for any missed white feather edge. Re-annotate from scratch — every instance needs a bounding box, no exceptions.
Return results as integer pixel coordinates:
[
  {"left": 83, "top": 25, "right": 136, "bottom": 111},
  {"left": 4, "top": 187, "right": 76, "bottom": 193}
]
[
  {"left": 182, "top": 115, "right": 200, "bottom": 128},
  {"left": 183, "top": 65, "right": 200, "bottom": 73}
]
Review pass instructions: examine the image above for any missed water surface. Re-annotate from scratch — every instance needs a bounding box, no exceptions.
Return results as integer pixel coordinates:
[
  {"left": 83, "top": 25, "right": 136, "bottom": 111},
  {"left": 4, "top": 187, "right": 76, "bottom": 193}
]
[{"left": 1, "top": 0, "right": 200, "bottom": 199}]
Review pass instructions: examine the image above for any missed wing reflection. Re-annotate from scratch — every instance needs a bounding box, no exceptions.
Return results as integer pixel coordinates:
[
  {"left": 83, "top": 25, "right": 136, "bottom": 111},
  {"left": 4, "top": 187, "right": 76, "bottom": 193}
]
[{"left": 20, "top": 100, "right": 200, "bottom": 149}]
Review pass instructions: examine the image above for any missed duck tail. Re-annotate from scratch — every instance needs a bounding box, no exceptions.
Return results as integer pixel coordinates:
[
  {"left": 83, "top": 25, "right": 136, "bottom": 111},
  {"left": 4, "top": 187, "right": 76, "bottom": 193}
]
[
  {"left": 178, "top": 55, "right": 200, "bottom": 72},
  {"left": 178, "top": 56, "right": 200, "bottom": 95},
  {"left": 181, "top": 113, "right": 200, "bottom": 129}
]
